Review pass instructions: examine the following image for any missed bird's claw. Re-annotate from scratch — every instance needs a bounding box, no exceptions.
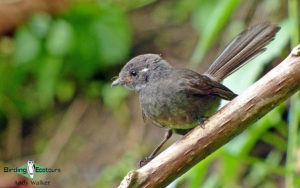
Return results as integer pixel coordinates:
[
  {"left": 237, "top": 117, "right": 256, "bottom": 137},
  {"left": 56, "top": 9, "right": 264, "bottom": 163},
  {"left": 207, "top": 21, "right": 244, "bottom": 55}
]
[
  {"left": 198, "top": 117, "right": 207, "bottom": 128},
  {"left": 138, "top": 156, "right": 153, "bottom": 167}
]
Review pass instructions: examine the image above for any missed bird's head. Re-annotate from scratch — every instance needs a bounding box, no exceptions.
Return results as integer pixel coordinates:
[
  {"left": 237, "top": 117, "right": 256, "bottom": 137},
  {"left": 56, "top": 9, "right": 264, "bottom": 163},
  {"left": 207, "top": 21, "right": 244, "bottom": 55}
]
[{"left": 112, "top": 54, "right": 172, "bottom": 92}]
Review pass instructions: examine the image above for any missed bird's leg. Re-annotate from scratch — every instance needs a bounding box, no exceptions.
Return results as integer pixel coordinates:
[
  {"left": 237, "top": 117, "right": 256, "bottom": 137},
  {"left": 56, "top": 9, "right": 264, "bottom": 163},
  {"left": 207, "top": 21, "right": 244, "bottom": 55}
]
[
  {"left": 139, "top": 129, "right": 173, "bottom": 167},
  {"left": 198, "top": 117, "right": 207, "bottom": 128}
]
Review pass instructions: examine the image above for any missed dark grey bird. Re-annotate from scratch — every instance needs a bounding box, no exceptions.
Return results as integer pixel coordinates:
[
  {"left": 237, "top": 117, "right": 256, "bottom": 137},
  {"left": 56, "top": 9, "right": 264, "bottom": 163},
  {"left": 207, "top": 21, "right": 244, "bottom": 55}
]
[{"left": 112, "top": 23, "right": 280, "bottom": 166}]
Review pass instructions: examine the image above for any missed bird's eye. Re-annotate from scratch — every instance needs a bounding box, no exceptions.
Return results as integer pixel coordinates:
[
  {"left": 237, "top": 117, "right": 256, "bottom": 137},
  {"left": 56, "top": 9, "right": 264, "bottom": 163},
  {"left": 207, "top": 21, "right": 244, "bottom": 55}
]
[{"left": 130, "top": 70, "right": 137, "bottom": 76}]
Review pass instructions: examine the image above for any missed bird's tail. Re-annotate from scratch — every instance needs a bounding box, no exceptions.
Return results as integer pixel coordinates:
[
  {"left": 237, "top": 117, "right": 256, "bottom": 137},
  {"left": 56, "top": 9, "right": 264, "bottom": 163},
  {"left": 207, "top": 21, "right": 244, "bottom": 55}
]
[{"left": 204, "top": 22, "right": 280, "bottom": 82}]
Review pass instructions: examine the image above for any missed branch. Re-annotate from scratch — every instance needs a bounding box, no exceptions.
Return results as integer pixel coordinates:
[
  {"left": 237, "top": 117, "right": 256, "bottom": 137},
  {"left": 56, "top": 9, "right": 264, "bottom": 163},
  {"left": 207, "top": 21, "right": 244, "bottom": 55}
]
[{"left": 118, "top": 45, "right": 300, "bottom": 188}]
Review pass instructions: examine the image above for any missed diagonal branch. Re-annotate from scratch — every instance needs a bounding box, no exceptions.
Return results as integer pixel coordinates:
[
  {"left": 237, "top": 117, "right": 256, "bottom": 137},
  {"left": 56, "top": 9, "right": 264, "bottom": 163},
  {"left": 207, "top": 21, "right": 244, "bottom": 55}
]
[{"left": 118, "top": 45, "right": 300, "bottom": 188}]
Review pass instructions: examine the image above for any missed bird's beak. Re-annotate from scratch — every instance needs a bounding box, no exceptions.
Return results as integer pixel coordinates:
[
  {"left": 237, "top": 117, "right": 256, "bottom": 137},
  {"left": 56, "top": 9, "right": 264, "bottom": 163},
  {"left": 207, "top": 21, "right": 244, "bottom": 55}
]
[{"left": 111, "top": 78, "right": 121, "bottom": 87}]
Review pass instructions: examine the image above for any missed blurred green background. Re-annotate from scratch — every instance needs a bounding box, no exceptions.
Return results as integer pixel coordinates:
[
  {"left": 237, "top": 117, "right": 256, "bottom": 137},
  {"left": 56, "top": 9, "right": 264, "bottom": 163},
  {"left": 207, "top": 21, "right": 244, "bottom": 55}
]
[{"left": 0, "top": 0, "right": 299, "bottom": 187}]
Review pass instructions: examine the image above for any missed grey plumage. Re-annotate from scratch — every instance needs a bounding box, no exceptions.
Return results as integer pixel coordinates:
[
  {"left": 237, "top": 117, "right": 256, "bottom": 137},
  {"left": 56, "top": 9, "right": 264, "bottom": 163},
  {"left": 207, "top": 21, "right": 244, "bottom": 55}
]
[
  {"left": 112, "top": 23, "right": 280, "bottom": 165},
  {"left": 113, "top": 22, "right": 280, "bottom": 133}
]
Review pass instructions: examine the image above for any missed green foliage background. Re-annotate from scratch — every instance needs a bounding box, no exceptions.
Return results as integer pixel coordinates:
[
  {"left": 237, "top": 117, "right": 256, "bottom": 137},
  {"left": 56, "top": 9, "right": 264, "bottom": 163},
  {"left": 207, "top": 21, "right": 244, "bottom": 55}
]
[
  {"left": 0, "top": 3, "right": 131, "bottom": 118},
  {"left": 0, "top": 0, "right": 299, "bottom": 187}
]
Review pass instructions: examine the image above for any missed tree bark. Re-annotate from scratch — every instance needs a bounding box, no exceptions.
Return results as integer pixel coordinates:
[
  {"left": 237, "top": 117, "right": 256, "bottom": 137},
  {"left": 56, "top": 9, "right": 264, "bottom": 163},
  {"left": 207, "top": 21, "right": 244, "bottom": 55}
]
[{"left": 118, "top": 45, "right": 300, "bottom": 188}]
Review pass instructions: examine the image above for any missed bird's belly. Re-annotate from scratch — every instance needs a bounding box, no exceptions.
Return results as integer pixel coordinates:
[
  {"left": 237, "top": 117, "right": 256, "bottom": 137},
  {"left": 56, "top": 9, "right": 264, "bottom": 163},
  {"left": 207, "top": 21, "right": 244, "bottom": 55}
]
[{"left": 140, "top": 89, "right": 220, "bottom": 129}]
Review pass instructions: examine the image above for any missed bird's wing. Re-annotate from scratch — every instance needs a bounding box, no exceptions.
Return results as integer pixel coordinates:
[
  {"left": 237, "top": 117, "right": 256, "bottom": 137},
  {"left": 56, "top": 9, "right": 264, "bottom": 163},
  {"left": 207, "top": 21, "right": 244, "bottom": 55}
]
[{"left": 177, "top": 69, "right": 237, "bottom": 100}]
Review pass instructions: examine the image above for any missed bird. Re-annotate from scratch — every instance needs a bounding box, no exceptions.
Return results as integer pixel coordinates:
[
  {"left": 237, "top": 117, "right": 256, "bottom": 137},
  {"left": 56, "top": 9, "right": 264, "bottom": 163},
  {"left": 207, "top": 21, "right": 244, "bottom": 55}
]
[
  {"left": 112, "top": 22, "right": 280, "bottom": 166},
  {"left": 27, "top": 160, "right": 36, "bottom": 179}
]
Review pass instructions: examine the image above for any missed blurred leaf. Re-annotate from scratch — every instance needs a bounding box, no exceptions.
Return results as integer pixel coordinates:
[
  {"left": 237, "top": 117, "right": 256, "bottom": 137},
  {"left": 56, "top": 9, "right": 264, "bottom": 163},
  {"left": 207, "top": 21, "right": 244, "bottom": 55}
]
[
  {"left": 261, "top": 132, "right": 287, "bottom": 152},
  {"left": 29, "top": 13, "right": 52, "bottom": 39},
  {"left": 189, "top": 0, "right": 242, "bottom": 68},
  {"left": 0, "top": 1, "right": 132, "bottom": 121},
  {"left": 186, "top": 158, "right": 212, "bottom": 187},
  {"left": 93, "top": 14, "right": 131, "bottom": 66},
  {"left": 295, "top": 176, "right": 300, "bottom": 187},
  {"left": 101, "top": 84, "right": 130, "bottom": 110},
  {"left": 46, "top": 20, "right": 74, "bottom": 56},
  {"left": 14, "top": 27, "right": 41, "bottom": 65},
  {"left": 201, "top": 174, "right": 220, "bottom": 188},
  {"left": 56, "top": 80, "right": 76, "bottom": 102},
  {"left": 37, "top": 56, "right": 62, "bottom": 108},
  {"left": 87, "top": 81, "right": 103, "bottom": 98},
  {"left": 220, "top": 153, "right": 241, "bottom": 188},
  {"left": 171, "top": 0, "right": 202, "bottom": 23},
  {"left": 64, "top": 3, "right": 131, "bottom": 80},
  {"left": 246, "top": 150, "right": 282, "bottom": 187},
  {"left": 93, "top": 150, "right": 138, "bottom": 188},
  {"left": 95, "top": 3, "right": 131, "bottom": 65},
  {"left": 190, "top": 0, "right": 220, "bottom": 30}
]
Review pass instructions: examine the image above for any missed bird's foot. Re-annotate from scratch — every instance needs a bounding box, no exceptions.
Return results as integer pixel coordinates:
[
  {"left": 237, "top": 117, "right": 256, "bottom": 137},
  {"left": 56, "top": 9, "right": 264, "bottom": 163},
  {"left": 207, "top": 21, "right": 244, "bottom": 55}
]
[
  {"left": 138, "top": 130, "right": 172, "bottom": 167},
  {"left": 198, "top": 117, "right": 207, "bottom": 128},
  {"left": 138, "top": 156, "right": 154, "bottom": 167}
]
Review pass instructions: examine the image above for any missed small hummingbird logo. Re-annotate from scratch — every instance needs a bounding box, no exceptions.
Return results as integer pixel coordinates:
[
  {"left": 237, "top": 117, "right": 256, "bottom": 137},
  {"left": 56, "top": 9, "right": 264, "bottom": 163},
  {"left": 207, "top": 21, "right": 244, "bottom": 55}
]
[{"left": 27, "top": 160, "right": 36, "bottom": 179}]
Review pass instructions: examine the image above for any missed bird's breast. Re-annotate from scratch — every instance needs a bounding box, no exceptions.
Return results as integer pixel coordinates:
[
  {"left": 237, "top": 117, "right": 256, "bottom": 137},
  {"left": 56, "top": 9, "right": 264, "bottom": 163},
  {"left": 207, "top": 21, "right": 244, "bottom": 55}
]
[{"left": 139, "top": 82, "right": 217, "bottom": 129}]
